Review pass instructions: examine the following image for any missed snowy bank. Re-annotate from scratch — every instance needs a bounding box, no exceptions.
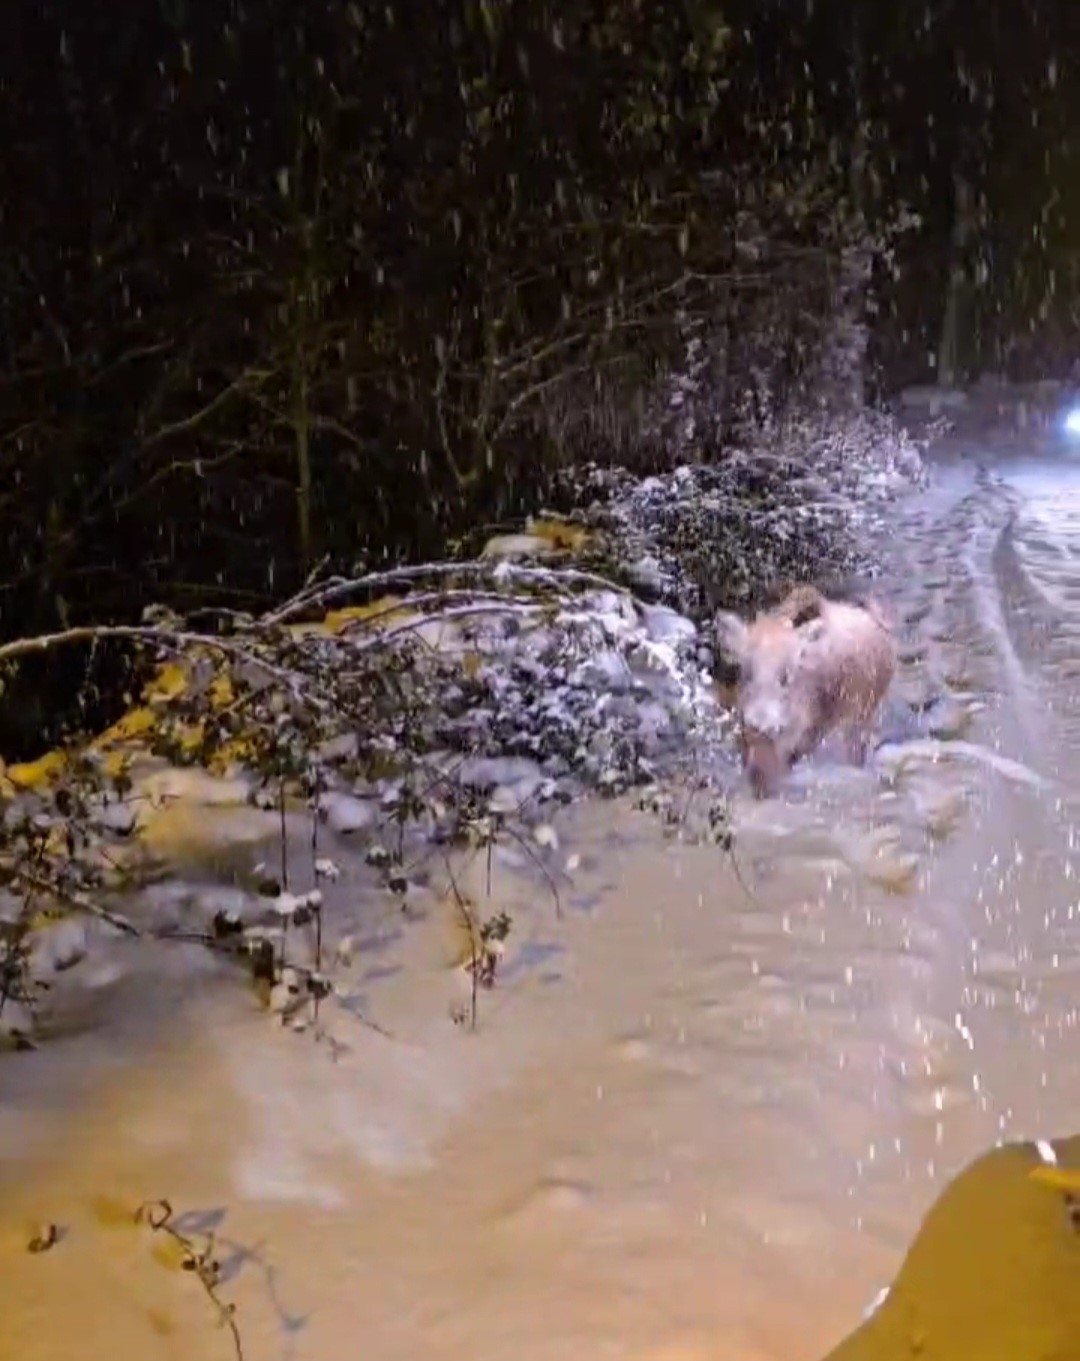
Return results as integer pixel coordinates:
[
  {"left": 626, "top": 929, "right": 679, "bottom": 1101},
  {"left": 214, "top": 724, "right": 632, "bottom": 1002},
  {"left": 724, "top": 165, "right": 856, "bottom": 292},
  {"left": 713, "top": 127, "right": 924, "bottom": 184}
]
[
  {"left": 0, "top": 559, "right": 728, "bottom": 1045},
  {"left": 0, "top": 407, "right": 927, "bottom": 1045}
]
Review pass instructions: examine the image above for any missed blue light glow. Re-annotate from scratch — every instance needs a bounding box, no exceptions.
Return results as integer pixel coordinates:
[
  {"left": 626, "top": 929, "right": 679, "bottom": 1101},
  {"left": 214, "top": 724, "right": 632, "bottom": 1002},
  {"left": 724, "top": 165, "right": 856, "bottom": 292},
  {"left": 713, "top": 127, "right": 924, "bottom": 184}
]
[{"left": 1064, "top": 407, "right": 1080, "bottom": 437}]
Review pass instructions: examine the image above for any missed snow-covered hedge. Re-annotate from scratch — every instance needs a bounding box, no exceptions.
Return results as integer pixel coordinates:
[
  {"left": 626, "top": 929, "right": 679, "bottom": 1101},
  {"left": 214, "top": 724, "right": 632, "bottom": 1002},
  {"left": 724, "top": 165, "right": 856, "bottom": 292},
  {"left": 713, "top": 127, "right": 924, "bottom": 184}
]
[{"left": 554, "top": 405, "right": 927, "bottom": 621}]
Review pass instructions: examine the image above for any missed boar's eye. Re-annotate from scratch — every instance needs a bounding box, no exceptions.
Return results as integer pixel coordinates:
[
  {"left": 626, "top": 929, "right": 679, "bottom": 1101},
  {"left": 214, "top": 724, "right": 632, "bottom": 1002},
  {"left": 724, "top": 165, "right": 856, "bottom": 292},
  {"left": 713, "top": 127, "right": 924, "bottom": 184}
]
[{"left": 778, "top": 665, "right": 792, "bottom": 687}]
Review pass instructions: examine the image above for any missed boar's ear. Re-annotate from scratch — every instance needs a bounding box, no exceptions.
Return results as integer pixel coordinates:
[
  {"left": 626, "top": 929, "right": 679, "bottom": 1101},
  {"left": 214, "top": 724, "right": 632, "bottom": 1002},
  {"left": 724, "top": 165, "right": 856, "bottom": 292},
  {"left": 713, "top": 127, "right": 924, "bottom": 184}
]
[
  {"left": 781, "top": 584, "right": 824, "bottom": 629},
  {"left": 713, "top": 610, "right": 748, "bottom": 662}
]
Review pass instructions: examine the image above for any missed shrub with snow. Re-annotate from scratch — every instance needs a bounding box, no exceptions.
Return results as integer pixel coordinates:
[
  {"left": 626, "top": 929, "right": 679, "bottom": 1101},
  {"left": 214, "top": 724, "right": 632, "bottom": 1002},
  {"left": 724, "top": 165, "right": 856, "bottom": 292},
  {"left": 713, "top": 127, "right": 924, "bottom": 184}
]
[{"left": 553, "top": 405, "right": 927, "bottom": 623}]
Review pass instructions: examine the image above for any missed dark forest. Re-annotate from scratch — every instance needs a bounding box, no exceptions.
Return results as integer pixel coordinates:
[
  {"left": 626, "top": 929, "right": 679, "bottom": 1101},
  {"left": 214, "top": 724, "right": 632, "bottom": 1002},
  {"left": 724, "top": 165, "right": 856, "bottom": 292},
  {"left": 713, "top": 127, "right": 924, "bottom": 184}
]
[{"left": 1, "top": 0, "right": 1078, "bottom": 747}]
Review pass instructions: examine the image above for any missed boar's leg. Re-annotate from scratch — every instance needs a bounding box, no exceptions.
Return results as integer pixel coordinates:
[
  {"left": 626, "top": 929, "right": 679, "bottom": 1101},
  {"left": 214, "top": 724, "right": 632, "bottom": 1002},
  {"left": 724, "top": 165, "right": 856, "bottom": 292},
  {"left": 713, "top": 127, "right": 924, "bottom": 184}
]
[
  {"left": 842, "top": 709, "right": 890, "bottom": 765},
  {"left": 842, "top": 726, "right": 871, "bottom": 766},
  {"left": 787, "top": 702, "right": 834, "bottom": 767}
]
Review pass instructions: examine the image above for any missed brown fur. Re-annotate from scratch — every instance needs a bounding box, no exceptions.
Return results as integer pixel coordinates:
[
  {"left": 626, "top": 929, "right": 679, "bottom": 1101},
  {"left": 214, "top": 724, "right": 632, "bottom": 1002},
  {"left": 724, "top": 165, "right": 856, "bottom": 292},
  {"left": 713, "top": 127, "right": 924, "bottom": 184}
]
[
  {"left": 772, "top": 583, "right": 825, "bottom": 626},
  {"left": 714, "top": 584, "right": 897, "bottom": 797}
]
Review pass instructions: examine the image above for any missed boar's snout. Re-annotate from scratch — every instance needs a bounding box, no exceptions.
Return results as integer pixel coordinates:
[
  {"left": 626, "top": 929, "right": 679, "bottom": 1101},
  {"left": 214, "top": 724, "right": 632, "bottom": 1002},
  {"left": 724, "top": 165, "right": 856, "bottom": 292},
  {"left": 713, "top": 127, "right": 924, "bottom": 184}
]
[
  {"left": 740, "top": 725, "right": 790, "bottom": 799},
  {"left": 741, "top": 692, "right": 789, "bottom": 741}
]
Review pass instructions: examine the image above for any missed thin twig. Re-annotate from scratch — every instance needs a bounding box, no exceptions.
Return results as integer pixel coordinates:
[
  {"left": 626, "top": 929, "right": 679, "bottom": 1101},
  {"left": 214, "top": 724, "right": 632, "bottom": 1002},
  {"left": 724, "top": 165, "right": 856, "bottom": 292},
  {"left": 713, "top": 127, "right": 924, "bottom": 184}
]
[
  {"left": 12, "top": 870, "right": 141, "bottom": 937},
  {"left": 277, "top": 778, "right": 288, "bottom": 891},
  {"left": 263, "top": 561, "right": 632, "bottom": 627},
  {"left": 0, "top": 624, "right": 320, "bottom": 707},
  {"left": 442, "top": 858, "right": 481, "bottom": 1031},
  {"left": 134, "top": 1199, "right": 245, "bottom": 1361},
  {"left": 350, "top": 601, "right": 545, "bottom": 654},
  {"left": 500, "top": 819, "right": 563, "bottom": 920},
  {"left": 334, "top": 589, "right": 545, "bottom": 634}
]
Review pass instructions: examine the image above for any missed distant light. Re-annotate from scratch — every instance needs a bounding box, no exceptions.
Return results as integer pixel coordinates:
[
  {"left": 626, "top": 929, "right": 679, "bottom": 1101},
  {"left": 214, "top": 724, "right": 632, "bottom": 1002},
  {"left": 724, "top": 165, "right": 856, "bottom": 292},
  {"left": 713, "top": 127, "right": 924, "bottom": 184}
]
[{"left": 1064, "top": 407, "right": 1080, "bottom": 437}]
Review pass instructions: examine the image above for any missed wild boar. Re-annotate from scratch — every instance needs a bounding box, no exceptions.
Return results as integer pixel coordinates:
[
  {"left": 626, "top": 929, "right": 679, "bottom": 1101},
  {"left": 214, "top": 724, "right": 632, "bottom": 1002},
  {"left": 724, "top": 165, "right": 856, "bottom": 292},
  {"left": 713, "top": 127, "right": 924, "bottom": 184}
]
[{"left": 714, "top": 584, "right": 897, "bottom": 797}]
